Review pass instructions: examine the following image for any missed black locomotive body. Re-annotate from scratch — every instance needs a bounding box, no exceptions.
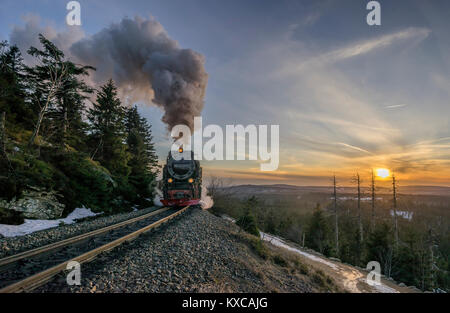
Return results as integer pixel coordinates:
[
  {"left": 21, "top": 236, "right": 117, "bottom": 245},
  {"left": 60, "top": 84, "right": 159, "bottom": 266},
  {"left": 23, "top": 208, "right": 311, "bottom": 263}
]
[{"left": 161, "top": 148, "right": 202, "bottom": 207}]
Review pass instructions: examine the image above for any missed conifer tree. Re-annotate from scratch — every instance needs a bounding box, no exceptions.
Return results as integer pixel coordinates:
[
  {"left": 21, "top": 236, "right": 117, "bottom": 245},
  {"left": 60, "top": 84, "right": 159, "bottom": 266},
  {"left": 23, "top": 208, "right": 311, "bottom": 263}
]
[
  {"left": 125, "top": 105, "right": 158, "bottom": 203},
  {"left": 0, "top": 41, "right": 31, "bottom": 128},
  {"left": 88, "top": 79, "right": 130, "bottom": 177},
  {"left": 306, "top": 204, "right": 332, "bottom": 255}
]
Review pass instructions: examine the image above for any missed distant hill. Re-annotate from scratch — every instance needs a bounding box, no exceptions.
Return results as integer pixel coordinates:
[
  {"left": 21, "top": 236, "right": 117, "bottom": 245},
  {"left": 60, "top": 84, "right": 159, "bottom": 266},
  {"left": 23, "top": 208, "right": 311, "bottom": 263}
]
[{"left": 223, "top": 184, "right": 450, "bottom": 196}]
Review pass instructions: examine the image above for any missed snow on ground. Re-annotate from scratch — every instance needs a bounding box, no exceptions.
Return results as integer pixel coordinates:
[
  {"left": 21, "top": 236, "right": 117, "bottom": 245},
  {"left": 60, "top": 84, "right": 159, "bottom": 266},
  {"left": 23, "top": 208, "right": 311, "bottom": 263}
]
[
  {"left": 261, "top": 232, "right": 339, "bottom": 270},
  {"left": 261, "top": 232, "right": 398, "bottom": 293},
  {"left": 391, "top": 210, "right": 413, "bottom": 220},
  {"left": 221, "top": 214, "right": 399, "bottom": 293},
  {"left": 0, "top": 207, "right": 100, "bottom": 237},
  {"left": 371, "top": 281, "right": 399, "bottom": 293}
]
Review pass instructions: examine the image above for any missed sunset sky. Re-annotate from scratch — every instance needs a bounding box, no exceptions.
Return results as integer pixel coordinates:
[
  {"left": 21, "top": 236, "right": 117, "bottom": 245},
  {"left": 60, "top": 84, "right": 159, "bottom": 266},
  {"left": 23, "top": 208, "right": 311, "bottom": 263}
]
[{"left": 1, "top": 0, "right": 449, "bottom": 186}]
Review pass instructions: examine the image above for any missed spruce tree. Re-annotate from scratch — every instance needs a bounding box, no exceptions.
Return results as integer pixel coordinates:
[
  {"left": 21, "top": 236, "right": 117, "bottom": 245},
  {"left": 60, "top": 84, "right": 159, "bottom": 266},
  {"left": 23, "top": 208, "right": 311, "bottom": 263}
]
[
  {"left": 125, "top": 105, "right": 158, "bottom": 204},
  {"left": 305, "top": 204, "right": 332, "bottom": 256},
  {"left": 0, "top": 41, "right": 32, "bottom": 129},
  {"left": 88, "top": 79, "right": 130, "bottom": 178}
]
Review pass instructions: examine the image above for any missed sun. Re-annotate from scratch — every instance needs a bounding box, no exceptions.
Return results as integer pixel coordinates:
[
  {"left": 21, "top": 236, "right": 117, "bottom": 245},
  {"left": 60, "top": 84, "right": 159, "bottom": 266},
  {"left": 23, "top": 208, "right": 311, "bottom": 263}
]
[{"left": 376, "top": 168, "right": 390, "bottom": 179}]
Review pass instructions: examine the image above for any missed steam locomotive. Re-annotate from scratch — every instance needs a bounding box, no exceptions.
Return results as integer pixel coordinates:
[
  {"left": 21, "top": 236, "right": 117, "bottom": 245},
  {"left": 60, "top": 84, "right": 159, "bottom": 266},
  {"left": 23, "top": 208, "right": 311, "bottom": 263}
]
[{"left": 161, "top": 147, "right": 202, "bottom": 207}]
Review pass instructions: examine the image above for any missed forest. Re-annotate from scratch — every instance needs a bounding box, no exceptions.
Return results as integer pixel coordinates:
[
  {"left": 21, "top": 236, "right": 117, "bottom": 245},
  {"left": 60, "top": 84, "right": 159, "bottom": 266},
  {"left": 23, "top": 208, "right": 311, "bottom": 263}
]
[
  {"left": 0, "top": 34, "right": 159, "bottom": 224},
  {"left": 209, "top": 179, "right": 450, "bottom": 292},
  {"left": 1, "top": 32, "right": 448, "bottom": 293}
]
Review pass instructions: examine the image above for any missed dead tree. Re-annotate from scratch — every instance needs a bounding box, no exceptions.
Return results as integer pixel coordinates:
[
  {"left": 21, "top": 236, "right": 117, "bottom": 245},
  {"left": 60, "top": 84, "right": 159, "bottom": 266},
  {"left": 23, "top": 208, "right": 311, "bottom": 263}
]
[
  {"left": 0, "top": 111, "right": 14, "bottom": 175},
  {"left": 26, "top": 35, "right": 69, "bottom": 148},
  {"left": 333, "top": 175, "right": 339, "bottom": 255},
  {"left": 206, "top": 176, "right": 235, "bottom": 206},
  {"left": 356, "top": 173, "right": 363, "bottom": 243},
  {"left": 370, "top": 169, "right": 376, "bottom": 232},
  {"left": 392, "top": 173, "right": 399, "bottom": 248},
  {"left": 0, "top": 111, "right": 5, "bottom": 157},
  {"left": 28, "top": 63, "right": 68, "bottom": 147}
]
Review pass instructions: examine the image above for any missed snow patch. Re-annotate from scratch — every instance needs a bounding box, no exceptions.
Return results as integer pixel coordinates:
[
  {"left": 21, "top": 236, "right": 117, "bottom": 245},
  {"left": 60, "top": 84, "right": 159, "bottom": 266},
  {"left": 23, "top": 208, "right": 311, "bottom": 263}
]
[
  {"left": 261, "top": 232, "right": 339, "bottom": 270},
  {"left": 371, "top": 281, "right": 399, "bottom": 293},
  {"left": 390, "top": 210, "right": 413, "bottom": 220},
  {"left": 221, "top": 215, "right": 399, "bottom": 293},
  {"left": 0, "top": 207, "right": 100, "bottom": 237}
]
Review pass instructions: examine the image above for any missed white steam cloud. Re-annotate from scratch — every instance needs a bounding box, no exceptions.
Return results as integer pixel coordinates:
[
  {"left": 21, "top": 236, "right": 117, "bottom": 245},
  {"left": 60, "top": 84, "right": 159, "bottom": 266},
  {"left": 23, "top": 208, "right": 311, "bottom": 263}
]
[{"left": 200, "top": 185, "right": 214, "bottom": 210}]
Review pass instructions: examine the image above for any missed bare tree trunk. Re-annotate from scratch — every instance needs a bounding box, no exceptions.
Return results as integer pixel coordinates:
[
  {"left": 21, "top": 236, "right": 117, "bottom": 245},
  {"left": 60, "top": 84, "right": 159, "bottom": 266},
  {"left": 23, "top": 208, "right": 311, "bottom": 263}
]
[
  {"left": 90, "top": 137, "right": 103, "bottom": 160},
  {"left": 357, "top": 173, "right": 363, "bottom": 243},
  {"left": 429, "top": 244, "right": 435, "bottom": 290},
  {"left": 371, "top": 169, "right": 376, "bottom": 232},
  {"left": 386, "top": 249, "right": 393, "bottom": 278},
  {"left": 333, "top": 175, "right": 339, "bottom": 255},
  {"left": 29, "top": 104, "right": 47, "bottom": 147},
  {"left": 392, "top": 173, "right": 399, "bottom": 248},
  {"left": 0, "top": 111, "right": 14, "bottom": 174},
  {"left": 28, "top": 62, "right": 67, "bottom": 148},
  {"left": 62, "top": 107, "right": 68, "bottom": 148},
  {"left": 0, "top": 111, "right": 5, "bottom": 156}
]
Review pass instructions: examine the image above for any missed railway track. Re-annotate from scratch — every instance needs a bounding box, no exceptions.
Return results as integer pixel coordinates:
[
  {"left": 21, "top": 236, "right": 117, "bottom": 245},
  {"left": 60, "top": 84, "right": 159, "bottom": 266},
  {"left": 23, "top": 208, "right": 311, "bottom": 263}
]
[{"left": 0, "top": 205, "right": 190, "bottom": 293}]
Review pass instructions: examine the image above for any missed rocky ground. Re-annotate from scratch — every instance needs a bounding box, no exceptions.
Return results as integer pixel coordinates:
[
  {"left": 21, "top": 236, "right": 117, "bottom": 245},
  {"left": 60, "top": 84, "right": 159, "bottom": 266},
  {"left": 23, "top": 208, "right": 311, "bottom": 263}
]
[
  {"left": 0, "top": 207, "right": 160, "bottom": 258},
  {"left": 35, "top": 208, "right": 339, "bottom": 293}
]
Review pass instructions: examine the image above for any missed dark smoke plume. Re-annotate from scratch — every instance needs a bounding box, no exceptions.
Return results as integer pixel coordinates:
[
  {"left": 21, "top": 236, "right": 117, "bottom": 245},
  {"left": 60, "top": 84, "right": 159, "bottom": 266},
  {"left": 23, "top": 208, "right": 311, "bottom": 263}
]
[{"left": 11, "top": 15, "right": 208, "bottom": 132}]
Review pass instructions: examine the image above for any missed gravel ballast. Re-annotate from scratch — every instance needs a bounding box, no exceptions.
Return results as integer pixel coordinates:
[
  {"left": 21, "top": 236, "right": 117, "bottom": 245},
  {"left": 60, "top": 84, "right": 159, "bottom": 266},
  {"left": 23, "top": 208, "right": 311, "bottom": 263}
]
[
  {"left": 36, "top": 208, "right": 317, "bottom": 293},
  {"left": 0, "top": 207, "right": 161, "bottom": 259}
]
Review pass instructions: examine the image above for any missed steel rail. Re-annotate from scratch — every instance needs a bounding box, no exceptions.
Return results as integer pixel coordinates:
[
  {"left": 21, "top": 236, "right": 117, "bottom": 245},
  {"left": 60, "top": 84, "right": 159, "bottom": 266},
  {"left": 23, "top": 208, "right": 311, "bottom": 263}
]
[
  {"left": 0, "top": 207, "right": 170, "bottom": 269},
  {"left": 0, "top": 205, "right": 189, "bottom": 293}
]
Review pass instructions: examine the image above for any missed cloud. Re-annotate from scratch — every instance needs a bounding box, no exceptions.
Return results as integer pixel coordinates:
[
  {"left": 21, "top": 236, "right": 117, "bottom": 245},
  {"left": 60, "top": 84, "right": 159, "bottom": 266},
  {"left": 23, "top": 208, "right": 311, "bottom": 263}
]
[
  {"left": 207, "top": 22, "right": 445, "bottom": 185},
  {"left": 278, "top": 27, "right": 431, "bottom": 76},
  {"left": 320, "top": 27, "right": 430, "bottom": 63},
  {"left": 385, "top": 104, "right": 408, "bottom": 109},
  {"left": 335, "top": 142, "right": 372, "bottom": 155},
  {"left": 9, "top": 14, "right": 85, "bottom": 64},
  {"left": 8, "top": 15, "right": 208, "bottom": 132}
]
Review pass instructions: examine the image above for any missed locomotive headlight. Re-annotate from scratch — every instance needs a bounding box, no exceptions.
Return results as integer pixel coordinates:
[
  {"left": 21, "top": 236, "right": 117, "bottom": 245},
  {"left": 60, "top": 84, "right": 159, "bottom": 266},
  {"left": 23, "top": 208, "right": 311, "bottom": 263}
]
[
  {"left": 188, "top": 178, "right": 194, "bottom": 183},
  {"left": 178, "top": 147, "right": 183, "bottom": 153},
  {"left": 168, "top": 178, "right": 173, "bottom": 183}
]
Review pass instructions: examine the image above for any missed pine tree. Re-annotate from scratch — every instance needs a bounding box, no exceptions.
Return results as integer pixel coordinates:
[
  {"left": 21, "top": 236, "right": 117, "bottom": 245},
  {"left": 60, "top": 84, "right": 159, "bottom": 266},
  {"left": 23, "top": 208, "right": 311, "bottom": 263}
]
[
  {"left": 236, "top": 196, "right": 260, "bottom": 236},
  {"left": 0, "top": 41, "right": 32, "bottom": 129},
  {"left": 125, "top": 105, "right": 158, "bottom": 204},
  {"left": 366, "top": 222, "right": 395, "bottom": 277},
  {"left": 306, "top": 204, "right": 332, "bottom": 256},
  {"left": 88, "top": 79, "right": 130, "bottom": 178},
  {"left": 0, "top": 41, "right": 31, "bottom": 201}
]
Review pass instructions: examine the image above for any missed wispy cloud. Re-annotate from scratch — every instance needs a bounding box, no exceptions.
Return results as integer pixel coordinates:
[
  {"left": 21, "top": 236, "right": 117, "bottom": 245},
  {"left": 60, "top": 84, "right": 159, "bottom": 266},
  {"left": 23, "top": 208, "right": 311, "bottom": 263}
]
[
  {"left": 385, "top": 104, "right": 408, "bottom": 109},
  {"left": 278, "top": 27, "right": 431, "bottom": 77},
  {"left": 319, "top": 27, "right": 430, "bottom": 64},
  {"left": 335, "top": 142, "right": 372, "bottom": 155}
]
